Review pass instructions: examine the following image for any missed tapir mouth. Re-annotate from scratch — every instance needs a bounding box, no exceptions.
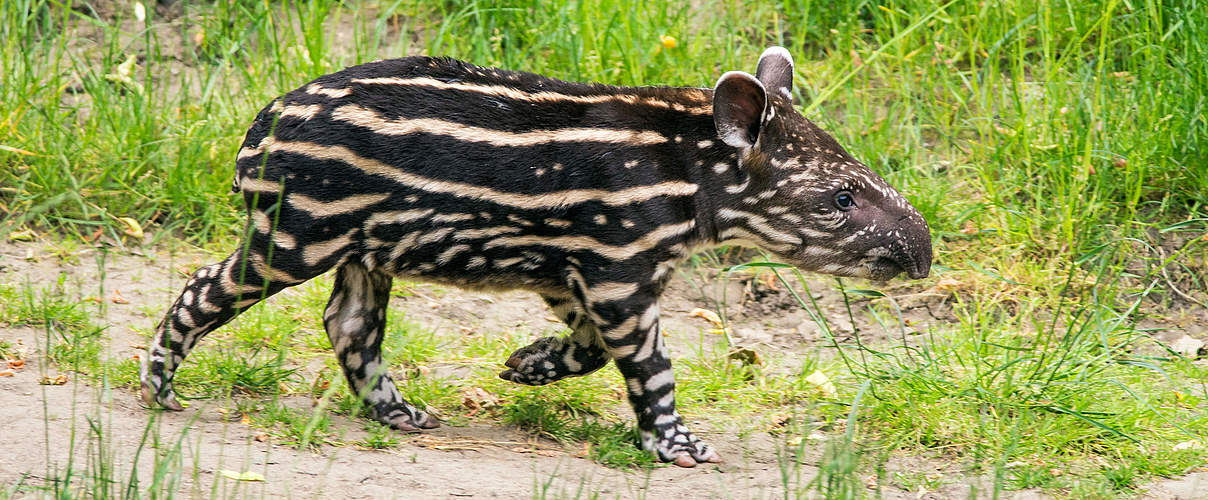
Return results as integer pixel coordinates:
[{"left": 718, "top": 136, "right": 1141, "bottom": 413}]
[
  {"left": 786, "top": 243, "right": 931, "bottom": 281},
  {"left": 867, "top": 257, "right": 906, "bottom": 281},
  {"left": 905, "top": 259, "right": 930, "bottom": 279},
  {"left": 867, "top": 253, "right": 929, "bottom": 281}
]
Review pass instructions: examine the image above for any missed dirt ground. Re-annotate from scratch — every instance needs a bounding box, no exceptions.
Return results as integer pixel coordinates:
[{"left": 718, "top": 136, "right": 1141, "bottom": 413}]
[{"left": 1, "top": 240, "right": 1205, "bottom": 499}]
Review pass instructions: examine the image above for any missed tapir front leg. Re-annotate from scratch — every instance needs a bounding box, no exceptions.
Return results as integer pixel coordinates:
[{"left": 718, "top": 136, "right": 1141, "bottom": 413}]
[
  {"left": 568, "top": 266, "right": 721, "bottom": 467},
  {"left": 499, "top": 295, "right": 611, "bottom": 385}
]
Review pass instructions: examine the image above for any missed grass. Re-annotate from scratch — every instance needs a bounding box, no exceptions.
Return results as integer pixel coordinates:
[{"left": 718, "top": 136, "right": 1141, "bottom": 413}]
[{"left": 1, "top": 0, "right": 1207, "bottom": 498}]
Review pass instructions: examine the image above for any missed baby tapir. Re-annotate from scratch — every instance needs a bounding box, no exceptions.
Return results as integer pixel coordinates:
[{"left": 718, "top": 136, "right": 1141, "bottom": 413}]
[{"left": 140, "top": 46, "right": 932, "bottom": 467}]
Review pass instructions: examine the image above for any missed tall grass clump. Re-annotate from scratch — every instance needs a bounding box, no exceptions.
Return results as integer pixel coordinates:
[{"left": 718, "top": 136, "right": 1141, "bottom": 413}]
[
  {"left": 3, "top": 0, "right": 1203, "bottom": 291},
  {"left": 4, "top": 1, "right": 1205, "bottom": 261},
  {"left": 758, "top": 246, "right": 1208, "bottom": 491}
]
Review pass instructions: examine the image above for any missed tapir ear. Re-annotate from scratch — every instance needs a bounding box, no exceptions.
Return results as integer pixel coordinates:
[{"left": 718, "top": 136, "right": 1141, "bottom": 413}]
[
  {"left": 756, "top": 46, "right": 794, "bottom": 99},
  {"left": 713, "top": 71, "right": 768, "bottom": 148}
]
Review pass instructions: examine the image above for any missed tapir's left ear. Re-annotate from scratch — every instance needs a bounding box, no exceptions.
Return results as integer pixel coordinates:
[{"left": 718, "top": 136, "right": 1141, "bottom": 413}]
[
  {"left": 756, "top": 46, "right": 794, "bottom": 99},
  {"left": 713, "top": 71, "right": 768, "bottom": 148}
]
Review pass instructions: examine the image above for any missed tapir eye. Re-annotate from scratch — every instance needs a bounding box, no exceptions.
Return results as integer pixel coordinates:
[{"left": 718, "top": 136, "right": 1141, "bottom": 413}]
[{"left": 834, "top": 191, "right": 857, "bottom": 211}]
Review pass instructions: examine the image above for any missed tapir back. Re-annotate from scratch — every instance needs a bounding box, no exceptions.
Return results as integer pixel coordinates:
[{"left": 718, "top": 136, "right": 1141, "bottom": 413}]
[{"left": 230, "top": 57, "right": 724, "bottom": 292}]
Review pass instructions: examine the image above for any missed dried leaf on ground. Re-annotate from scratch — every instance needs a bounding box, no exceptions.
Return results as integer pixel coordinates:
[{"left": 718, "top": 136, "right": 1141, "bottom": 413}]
[
  {"left": 934, "top": 276, "right": 964, "bottom": 293},
  {"left": 117, "top": 217, "right": 143, "bottom": 239},
  {"left": 759, "top": 271, "right": 779, "bottom": 291},
  {"left": 7, "top": 229, "right": 35, "bottom": 241},
  {"left": 767, "top": 414, "right": 790, "bottom": 429},
  {"left": 462, "top": 387, "right": 500, "bottom": 415},
  {"left": 689, "top": 308, "right": 724, "bottom": 328},
  {"left": 728, "top": 347, "right": 762, "bottom": 366},
  {"left": 40, "top": 374, "right": 68, "bottom": 385},
  {"left": 220, "top": 470, "right": 265, "bottom": 482},
  {"left": 1173, "top": 439, "right": 1203, "bottom": 451},
  {"left": 1170, "top": 335, "right": 1205, "bottom": 358},
  {"left": 804, "top": 370, "right": 837, "bottom": 398}
]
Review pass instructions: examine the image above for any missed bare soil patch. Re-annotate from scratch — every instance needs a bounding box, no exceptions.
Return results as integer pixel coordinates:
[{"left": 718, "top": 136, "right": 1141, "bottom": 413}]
[{"left": 2, "top": 240, "right": 1203, "bottom": 498}]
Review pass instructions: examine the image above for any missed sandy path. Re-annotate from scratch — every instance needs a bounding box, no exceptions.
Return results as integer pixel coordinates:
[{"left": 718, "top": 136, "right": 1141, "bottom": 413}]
[
  {"left": 0, "top": 355, "right": 796, "bottom": 499},
  {"left": 2, "top": 240, "right": 1205, "bottom": 498}
]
